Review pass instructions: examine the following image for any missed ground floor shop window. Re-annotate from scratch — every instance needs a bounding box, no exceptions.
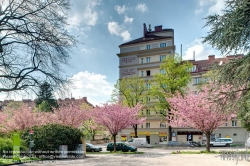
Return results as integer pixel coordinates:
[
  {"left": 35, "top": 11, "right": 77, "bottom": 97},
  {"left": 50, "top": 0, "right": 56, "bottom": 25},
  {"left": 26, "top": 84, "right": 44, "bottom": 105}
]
[{"left": 159, "top": 136, "right": 167, "bottom": 142}]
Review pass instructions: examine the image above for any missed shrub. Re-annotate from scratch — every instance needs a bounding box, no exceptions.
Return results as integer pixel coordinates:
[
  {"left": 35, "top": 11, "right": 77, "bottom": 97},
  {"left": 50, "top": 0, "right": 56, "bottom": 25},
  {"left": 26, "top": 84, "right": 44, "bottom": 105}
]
[
  {"left": 0, "top": 136, "right": 28, "bottom": 157},
  {"left": 21, "top": 124, "right": 83, "bottom": 152}
]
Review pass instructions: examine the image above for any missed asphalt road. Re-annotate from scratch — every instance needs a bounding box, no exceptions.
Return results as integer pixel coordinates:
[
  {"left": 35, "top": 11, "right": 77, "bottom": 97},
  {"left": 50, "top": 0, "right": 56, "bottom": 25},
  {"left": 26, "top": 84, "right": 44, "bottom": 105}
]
[{"left": 11, "top": 146, "right": 250, "bottom": 166}]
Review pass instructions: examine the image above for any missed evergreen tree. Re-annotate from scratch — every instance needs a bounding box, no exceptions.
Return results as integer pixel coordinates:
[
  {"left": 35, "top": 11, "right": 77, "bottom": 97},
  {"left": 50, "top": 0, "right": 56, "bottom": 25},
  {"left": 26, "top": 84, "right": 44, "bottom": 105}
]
[
  {"left": 203, "top": 0, "right": 250, "bottom": 130},
  {"left": 36, "top": 82, "right": 58, "bottom": 112}
]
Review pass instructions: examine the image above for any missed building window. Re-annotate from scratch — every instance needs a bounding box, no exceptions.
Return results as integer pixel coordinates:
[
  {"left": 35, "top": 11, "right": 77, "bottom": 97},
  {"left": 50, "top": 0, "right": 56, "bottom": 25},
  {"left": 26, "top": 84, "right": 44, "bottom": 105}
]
[
  {"left": 141, "top": 58, "right": 143, "bottom": 64},
  {"left": 141, "top": 110, "right": 143, "bottom": 115},
  {"left": 225, "top": 122, "right": 228, "bottom": 126},
  {"left": 160, "top": 123, "right": 166, "bottom": 128},
  {"left": 160, "top": 43, "right": 166, "bottom": 47},
  {"left": 146, "top": 109, "right": 150, "bottom": 115},
  {"left": 141, "top": 125, "right": 143, "bottom": 128},
  {"left": 146, "top": 83, "right": 151, "bottom": 89},
  {"left": 141, "top": 71, "right": 144, "bottom": 77},
  {"left": 193, "top": 77, "right": 201, "bottom": 85},
  {"left": 203, "top": 78, "right": 208, "bottom": 82},
  {"left": 140, "top": 45, "right": 145, "bottom": 50},
  {"left": 146, "top": 70, "right": 150, "bottom": 76},
  {"left": 146, "top": 57, "right": 150, "bottom": 63},
  {"left": 191, "top": 65, "right": 197, "bottom": 72},
  {"left": 146, "top": 45, "right": 150, "bottom": 50},
  {"left": 232, "top": 120, "right": 237, "bottom": 127},
  {"left": 160, "top": 69, "right": 166, "bottom": 75},
  {"left": 146, "top": 97, "right": 150, "bottom": 102},
  {"left": 160, "top": 55, "right": 166, "bottom": 61},
  {"left": 146, "top": 123, "right": 150, "bottom": 128}
]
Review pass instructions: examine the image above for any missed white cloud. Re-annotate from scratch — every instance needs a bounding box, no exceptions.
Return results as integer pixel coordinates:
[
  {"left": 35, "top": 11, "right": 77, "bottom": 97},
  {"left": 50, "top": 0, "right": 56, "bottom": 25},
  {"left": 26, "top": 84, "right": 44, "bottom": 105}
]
[
  {"left": 183, "top": 38, "right": 219, "bottom": 60},
  {"left": 83, "top": 6, "right": 99, "bottom": 26},
  {"left": 67, "top": 0, "right": 101, "bottom": 32},
  {"left": 69, "top": 71, "right": 114, "bottom": 106},
  {"left": 124, "top": 16, "right": 133, "bottom": 23},
  {"left": 135, "top": 3, "right": 148, "bottom": 13},
  {"left": 81, "top": 47, "right": 95, "bottom": 54},
  {"left": 195, "top": 0, "right": 225, "bottom": 15},
  {"left": 208, "top": 0, "right": 225, "bottom": 15},
  {"left": 108, "top": 22, "right": 131, "bottom": 41},
  {"left": 194, "top": 8, "right": 203, "bottom": 15},
  {"left": 114, "top": 5, "right": 127, "bottom": 14}
]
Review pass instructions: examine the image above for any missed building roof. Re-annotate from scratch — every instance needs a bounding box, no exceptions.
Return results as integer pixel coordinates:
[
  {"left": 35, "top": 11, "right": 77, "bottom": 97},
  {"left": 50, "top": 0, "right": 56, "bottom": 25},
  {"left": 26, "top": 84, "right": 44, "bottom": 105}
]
[
  {"left": 119, "top": 36, "right": 173, "bottom": 47},
  {"left": 119, "top": 23, "right": 173, "bottom": 47},
  {"left": 188, "top": 54, "right": 243, "bottom": 74},
  {"left": 0, "top": 97, "right": 94, "bottom": 111}
]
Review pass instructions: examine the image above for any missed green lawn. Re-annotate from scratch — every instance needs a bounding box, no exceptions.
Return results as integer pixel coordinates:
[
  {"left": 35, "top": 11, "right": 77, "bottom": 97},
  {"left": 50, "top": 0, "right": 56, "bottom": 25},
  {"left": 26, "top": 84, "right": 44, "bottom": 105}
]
[{"left": 0, "top": 157, "right": 41, "bottom": 165}]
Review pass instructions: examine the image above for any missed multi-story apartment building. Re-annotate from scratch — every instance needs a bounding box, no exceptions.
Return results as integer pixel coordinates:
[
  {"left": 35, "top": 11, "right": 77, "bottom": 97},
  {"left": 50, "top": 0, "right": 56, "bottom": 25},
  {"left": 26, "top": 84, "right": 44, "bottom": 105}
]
[
  {"left": 175, "top": 54, "right": 248, "bottom": 144},
  {"left": 117, "top": 23, "right": 174, "bottom": 144},
  {"left": 117, "top": 23, "right": 248, "bottom": 145}
]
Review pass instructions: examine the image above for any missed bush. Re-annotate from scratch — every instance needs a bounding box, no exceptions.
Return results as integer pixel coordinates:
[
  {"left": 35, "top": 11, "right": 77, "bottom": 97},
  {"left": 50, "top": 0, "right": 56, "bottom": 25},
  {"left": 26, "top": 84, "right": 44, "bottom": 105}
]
[
  {"left": 21, "top": 124, "right": 83, "bottom": 153},
  {"left": 0, "top": 136, "right": 28, "bottom": 157}
]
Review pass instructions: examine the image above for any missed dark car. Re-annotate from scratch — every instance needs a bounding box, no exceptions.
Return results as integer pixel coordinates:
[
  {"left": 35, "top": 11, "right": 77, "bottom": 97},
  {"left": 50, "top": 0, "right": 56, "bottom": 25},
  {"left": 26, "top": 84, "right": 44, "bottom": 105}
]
[
  {"left": 107, "top": 142, "right": 137, "bottom": 152},
  {"left": 166, "top": 141, "right": 186, "bottom": 147},
  {"left": 86, "top": 143, "right": 102, "bottom": 152},
  {"left": 187, "top": 141, "right": 201, "bottom": 147}
]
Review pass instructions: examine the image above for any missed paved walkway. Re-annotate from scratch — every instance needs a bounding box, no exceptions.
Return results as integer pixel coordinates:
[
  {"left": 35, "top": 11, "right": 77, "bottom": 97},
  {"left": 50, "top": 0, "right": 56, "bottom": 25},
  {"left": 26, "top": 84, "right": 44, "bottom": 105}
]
[{"left": 10, "top": 153, "right": 250, "bottom": 166}]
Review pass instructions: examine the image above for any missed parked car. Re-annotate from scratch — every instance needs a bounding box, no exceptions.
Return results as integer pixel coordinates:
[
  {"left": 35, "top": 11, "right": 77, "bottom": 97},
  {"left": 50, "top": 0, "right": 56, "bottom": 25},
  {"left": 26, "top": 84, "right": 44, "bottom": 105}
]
[
  {"left": 107, "top": 142, "right": 137, "bottom": 152},
  {"left": 210, "top": 138, "right": 233, "bottom": 147},
  {"left": 86, "top": 143, "right": 102, "bottom": 152},
  {"left": 126, "top": 138, "right": 152, "bottom": 148},
  {"left": 187, "top": 141, "right": 201, "bottom": 147},
  {"left": 166, "top": 141, "right": 186, "bottom": 147}
]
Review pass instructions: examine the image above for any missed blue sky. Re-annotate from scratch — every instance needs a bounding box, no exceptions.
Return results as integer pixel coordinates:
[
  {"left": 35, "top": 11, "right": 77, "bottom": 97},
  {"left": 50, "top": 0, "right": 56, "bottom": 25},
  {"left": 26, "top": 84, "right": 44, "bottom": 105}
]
[{"left": 3, "top": 0, "right": 228, "bottom": 105}]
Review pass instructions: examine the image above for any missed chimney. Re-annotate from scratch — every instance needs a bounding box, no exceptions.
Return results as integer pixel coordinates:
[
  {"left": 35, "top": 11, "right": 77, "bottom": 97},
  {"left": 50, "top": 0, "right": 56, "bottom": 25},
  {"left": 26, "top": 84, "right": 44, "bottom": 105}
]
[
  {"left": 208, "top": 55, "right": 215, "bottom": 61},
  {"left": 143, "top": 23, "right": 148, "bottom": 38},
  {"left": 83, "top": 97, "right": 87, "bottom": 102},
  {"left": 193, "top": 51, "right": 195, "bottom": 61},
  {"left": 154, "top": 25, "right": 162, "bottom": 32}
]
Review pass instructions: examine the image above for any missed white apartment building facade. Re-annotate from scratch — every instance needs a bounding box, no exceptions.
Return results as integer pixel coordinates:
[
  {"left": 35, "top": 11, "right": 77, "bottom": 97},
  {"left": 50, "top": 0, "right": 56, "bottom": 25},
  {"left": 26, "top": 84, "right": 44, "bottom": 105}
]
[{"left": 117, "top": 23, "right": 174, "bottom": 144}]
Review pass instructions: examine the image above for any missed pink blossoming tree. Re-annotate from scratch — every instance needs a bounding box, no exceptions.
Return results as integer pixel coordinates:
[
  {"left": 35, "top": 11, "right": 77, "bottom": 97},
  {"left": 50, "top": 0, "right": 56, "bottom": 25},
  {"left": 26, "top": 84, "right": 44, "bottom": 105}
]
[
  {"left": 1, "top": 106, "right": 49, "bottom": 132},
  {"left": 94, "top": 102, "right": 145, "bottom": 152},
  {"left": 168, "top": 85, "right": 236, "bottom": 152},
  {"left": 0, "top": 99, "right": 90, "bottom": 133}
]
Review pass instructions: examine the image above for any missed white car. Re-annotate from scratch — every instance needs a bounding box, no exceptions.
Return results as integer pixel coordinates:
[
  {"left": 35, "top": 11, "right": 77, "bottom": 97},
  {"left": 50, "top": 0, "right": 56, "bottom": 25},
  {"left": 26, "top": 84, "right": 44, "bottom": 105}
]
[{"left": 210, "top": 138, "right": 233, "bottom": 147}]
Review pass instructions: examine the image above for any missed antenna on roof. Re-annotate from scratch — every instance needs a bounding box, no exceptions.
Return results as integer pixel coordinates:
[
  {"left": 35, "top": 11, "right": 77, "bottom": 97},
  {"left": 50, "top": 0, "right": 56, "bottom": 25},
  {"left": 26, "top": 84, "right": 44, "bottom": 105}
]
[
  {"left": 148, "top": 24, "right": 152, "bottom": 32},
  {"left": 181, "top": 44, "right": 182, "bottom": 61}
]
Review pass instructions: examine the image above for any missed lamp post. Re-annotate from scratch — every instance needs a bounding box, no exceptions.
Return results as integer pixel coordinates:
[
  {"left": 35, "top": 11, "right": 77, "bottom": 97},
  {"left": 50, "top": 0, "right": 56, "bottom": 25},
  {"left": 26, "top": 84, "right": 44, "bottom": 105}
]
[{"left": 29, "top": 129, "right": 34, "bottom": 157}]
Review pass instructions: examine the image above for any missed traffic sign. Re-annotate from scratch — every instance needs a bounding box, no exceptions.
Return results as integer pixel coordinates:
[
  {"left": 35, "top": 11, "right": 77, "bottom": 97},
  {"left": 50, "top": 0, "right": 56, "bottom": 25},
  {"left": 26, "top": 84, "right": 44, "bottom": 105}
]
[{"left": 29, "top": 130, "right": 34, "bottom": 134}]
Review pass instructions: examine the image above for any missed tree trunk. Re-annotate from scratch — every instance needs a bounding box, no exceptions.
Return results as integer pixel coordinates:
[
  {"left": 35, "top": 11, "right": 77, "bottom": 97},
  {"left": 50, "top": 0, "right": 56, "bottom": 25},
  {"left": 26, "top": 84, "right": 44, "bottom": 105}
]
[
  {"left": 168, "top": 125, "right": 172, "bottom": 141},
  {"left": 205, "top": 134, "right": 211, "bottom": 152},
  {"left": 113, "top": 134, "right": 117, "bottom": 152},
  {"left": 167, "top": 108, "right": 172, "bottom": 141},
  {"left": 133, "top": 124, "right": 138, "bottom": 138}
]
